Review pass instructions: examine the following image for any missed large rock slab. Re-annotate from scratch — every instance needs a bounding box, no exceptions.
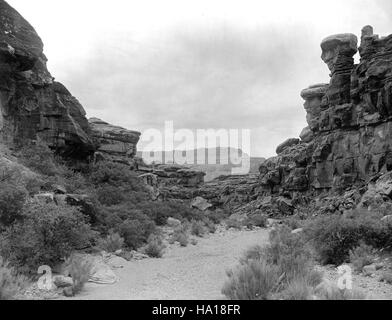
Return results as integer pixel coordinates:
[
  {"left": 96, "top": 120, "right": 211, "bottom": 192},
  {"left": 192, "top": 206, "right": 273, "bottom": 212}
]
[{"left": 89, "top": 117, "right": 141, "bottom": 159}]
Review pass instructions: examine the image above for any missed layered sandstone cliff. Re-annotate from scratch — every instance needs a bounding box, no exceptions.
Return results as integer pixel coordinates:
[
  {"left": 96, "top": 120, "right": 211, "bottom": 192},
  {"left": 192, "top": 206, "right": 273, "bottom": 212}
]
[
  {"left": 260, "top": 26, "right": 392, "bottom": 197},
  {"left": 0, "top": 0, "right": 97, "bottom": 158}
]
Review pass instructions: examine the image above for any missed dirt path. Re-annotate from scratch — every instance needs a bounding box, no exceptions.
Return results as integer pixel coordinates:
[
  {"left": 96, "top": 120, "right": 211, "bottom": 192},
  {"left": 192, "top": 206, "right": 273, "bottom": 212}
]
[{"left": 71, "top": 228, "right": 269, "bottom": 300}]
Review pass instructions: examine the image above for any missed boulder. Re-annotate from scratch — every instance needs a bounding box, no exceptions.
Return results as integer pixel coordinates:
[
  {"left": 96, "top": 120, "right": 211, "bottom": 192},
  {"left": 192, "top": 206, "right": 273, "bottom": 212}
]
[
  {"left": 53, "top": 275, "right": 73, "bottom": 288},
  {"left": 363, "top": 264, "right": 377, "bottom": 277},
  {"left": 167, "top": 217, "right": 181, "bottom": 228},
  {"left": 89, "top": 117, "right": 141, "bottom": 159},
  {"left": 191, "top": 197, "right": 213, "bottom": 211}
]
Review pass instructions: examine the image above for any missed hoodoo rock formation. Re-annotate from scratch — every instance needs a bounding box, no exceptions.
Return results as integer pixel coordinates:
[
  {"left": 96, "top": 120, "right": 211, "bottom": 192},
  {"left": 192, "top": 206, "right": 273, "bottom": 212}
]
[
  {"left": 254, "top": 26, "right": 392, "bottom": 215},
  {"left": 0, "top": 0, "right": 95, "bottom": 157}
]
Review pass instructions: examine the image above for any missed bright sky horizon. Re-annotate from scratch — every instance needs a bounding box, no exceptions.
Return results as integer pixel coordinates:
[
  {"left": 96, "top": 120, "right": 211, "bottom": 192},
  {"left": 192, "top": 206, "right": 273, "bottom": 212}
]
[{"left": 7, "top": 0, "right": 392, "bottom": 157}]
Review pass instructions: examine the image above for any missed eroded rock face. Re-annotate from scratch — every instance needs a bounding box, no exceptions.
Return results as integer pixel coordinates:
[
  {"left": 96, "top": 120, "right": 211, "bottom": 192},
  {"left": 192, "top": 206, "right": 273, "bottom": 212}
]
[
  {"left": 0, "top": 0, "right": 94, "bottom": 157},
  {"left": 89, "top": 118, "right": 141, "bottom": 162},
  {"left": 255, "top": 26, "right": 392, "bottom": 215}
]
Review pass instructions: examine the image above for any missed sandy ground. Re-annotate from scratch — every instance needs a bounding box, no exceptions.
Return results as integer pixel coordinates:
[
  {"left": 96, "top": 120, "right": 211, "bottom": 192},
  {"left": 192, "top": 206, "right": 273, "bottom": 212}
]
[{"left": 70, "top": 228, "right": 270, "bottom": 300}]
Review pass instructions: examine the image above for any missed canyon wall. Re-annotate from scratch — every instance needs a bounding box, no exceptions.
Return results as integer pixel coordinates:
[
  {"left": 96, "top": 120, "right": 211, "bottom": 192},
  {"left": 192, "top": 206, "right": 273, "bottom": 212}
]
[{"left": 260, "top": 27, "right": 392, "bottom": 197}]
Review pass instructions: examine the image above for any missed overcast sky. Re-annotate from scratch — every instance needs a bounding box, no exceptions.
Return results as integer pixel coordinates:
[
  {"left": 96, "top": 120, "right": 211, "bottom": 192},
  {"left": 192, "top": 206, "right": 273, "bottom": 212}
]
[{"left": 8, "top": 0, "right": 392, "bottom": 157}]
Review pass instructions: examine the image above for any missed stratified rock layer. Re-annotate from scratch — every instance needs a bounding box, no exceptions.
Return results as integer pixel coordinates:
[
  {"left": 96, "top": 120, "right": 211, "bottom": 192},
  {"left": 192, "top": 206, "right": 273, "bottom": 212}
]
[
  {"left": 0, "top": 0, "right": 94, "bottom": 157},
  {"left": 89, "top": 118, "right": 141, "bottom": 162},
  {"left": 257, "top": 27, "right": 392, "bottom": 215}
]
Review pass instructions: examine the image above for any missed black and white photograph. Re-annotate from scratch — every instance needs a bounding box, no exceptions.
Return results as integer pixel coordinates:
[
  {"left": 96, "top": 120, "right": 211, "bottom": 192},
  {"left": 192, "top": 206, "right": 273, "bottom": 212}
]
[{"left": 1, "top": 0, "right": 392, "bottom": 306}]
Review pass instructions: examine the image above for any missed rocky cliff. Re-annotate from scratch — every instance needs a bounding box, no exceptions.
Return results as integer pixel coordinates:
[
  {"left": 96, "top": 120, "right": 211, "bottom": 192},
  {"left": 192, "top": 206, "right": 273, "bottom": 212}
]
[
  {"left": 0, "top": 0, "right": 95, "bottom": 157},
  {"left": 255, "top": 26, "right": 392, "bottom": 215}
]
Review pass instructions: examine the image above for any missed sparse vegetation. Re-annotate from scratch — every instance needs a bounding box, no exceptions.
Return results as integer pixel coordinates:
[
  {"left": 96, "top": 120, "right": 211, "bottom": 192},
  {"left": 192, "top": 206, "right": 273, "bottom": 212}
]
[
  {"left": 143, "top": 234, "right": 166, "bottom": 258},
  {"left": 0, "top": 257, "right": 29, "bottom": 300},
  {"left": 97, "top": 231, "right": 125, "bottom": 253},
  {"left": 222, "top": 260, "right": 280, "bottom": 300},
  {"left": 65, "top": 255, "right": 93, "bottom": 295},
  {"left": 304, "top": 210, "right": 392, "bottom": 265},
  {"left": 349, "top": 242, "right": 376, "bottom": 272},
  {"left": 222, "top": 226, "right": 321, "bottom": 300},
  {"left": 191, "top": 220, "right": 206, "bottom": 237}
]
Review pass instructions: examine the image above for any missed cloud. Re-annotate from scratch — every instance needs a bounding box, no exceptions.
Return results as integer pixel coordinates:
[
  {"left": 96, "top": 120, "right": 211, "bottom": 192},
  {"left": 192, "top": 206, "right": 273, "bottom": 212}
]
[{"left": 11, "top": 0, "right": 391, "bottom": 157}]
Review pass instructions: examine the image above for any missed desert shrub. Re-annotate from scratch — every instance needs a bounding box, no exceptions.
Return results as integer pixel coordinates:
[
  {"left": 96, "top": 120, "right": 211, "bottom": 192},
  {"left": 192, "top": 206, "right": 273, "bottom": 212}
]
[
  {"left": 97, "top": 231, "right": 124, "bottom": 253},
  {"left": 203, "top": 218, "right": 217, "bottom": 233},
  {"left": 170, "top": 224, "right": 189, "bottom": 246},
  {"left": 190, "top": 220, "right": 206, "bottom": 237},
  {"left": 19, "top": 142, "right": 59, "bottom": 176},
  {"left": 315, "top": 284, "right": 367, "bottom": 300},
  {"left": 306, "top": 269, "right": 324, "bottom": 288},
  {"left": 284, "top": 215, "right": 305, "bottom": 230},
  {"left": 0, "top": 182, "right": 27, "bottom": 227},
  {"left": 240, "top": 245, "right": 265, "bottom": 264},
  {"left": 276, "top": 278, "right": 313, "bottom": 300},
  {"left": 206, "top": 209, "right": 227, "bottom": 224},
  {"left": 96, "top": 184, "right": 125, "bottom": 206},
  {"left": 143, "top": 234, "right": 165, "bottom": 258},
  {"left": 225, "top": 217, "right": 242, "bottom": 230},
  {"left": 264, "top": 226, "right": 313, "bottom": 284},
  {"left": 119, "top": 218, "right": 156, "bottom": 250},
  {"left": 0, "top": 200, "right": 95, "bottom": 274},
  {"left": 243, "top": 214, "right": 267, "bottom": 229},
  {"left": 305, "top": 210, "right": 392, "bottom": 265},
  {"left": 224, "top": 226, "right": 320, "bottom": 300},
  {"left": 349, "top": 242, "right": 376, "bottom": 272},
  {"left": 89, "top": 161, "right": 145, "bottom": 191},
  {"left": 177, "top": 233, "right": 189, "bottom": 247},
  {"left": 138, "top": 201, "right": 201, "bottom": 225},
  {"left": 222, "top": 260, "right": 280, "bottom": 300},
  {"left": 0, "top": 257, "right": 29, "bottom": 300},
  {"left": 65, "top": 255, "right": 93, "bottom": 295}
]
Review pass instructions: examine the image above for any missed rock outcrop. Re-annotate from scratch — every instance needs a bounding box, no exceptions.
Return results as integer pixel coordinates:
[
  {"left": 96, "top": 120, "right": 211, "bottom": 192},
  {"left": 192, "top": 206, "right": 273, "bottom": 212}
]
[
  {"left": 255, "top": 26, "right": 392, "bottom": 216},
  {"left": 89, "top": 118, "right": 141, "bottom": 164},
  {"left": 0, "top": 0, "right": 94, "bottom": 157}
]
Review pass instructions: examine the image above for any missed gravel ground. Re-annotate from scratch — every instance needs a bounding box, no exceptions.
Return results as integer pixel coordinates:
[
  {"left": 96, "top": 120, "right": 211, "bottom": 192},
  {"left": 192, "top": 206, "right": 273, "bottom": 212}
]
[{"left": 67, "top": 227, "right": 269, "bottom": 300}]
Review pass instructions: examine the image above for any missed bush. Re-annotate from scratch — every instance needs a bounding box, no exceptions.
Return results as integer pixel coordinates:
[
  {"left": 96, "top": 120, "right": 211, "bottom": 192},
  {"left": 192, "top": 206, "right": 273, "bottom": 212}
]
[
  {"left": 243, "top": 214, "right": 267, "bottom": 229},
  {"left": 119, "top": 218, "right": 156, "bottom": 250},
  {"left": 283, "top": 215, "right": 305, "bottom": 230},
  {"left": 276, "top": 278, "right": 312, "bottom": 300},
  {"left": 0, "top": 257, "right": 29, "bottom": 300},
  {"left": 264, "top": 226, "right": 313, "bottom": 284},
  {"left": 96, "top": 184, "right": 125, "bottom": 206},
  {"left": 138, "top": 201, "right": 200, "bottom": 226},
  {"left": 0, "top": 200, "right": 95, "bottom": 274},
  {"left": 222, "top": 260, "right": 280, "bottom": 300},
  {"left": 98, "top": 231, "right": 124, "bottom": 253},
  {"left": 19, "top": 142, "right": 59, "bottom": 176},
  {"left": 206, "top": 209, "right": 227, "bottom": 224},
  {"left": 203, "top": 218, "right": 217, "bottom": 233},
  {"left": 89, "top": 161, "right": 145, "bottom": 191},
  {"left": 190, "top": 220, "right": 206, "bottom": 237},
  {"left": 315, "top": 283, "right": 367, "bottom": 300},
  {"left": 349, "top": 242, "right": 376, "bottom": 272},
  {"left": 143, "top": 234, "right": 165, "bottom": 258},
  {"left": 305, "top": 210, "right": 392, "bottom": 265},
  {"left": 224, "top": 226, "right": 321, "bottom": 300},
  {"left": 0, "top": 182, "right": 27, "bottom": 227},
  {"left": 170, "top": 224, "right": 189, "bottom": 247},
  {"left": 65, "top": 255, "right": 93, "bottom": 295}
]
